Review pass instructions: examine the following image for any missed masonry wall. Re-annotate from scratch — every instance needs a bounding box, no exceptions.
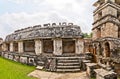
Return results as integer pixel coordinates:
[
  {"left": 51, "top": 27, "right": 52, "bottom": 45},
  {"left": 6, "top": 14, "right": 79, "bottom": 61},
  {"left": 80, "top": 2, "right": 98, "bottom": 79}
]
[
  {"left": 102, "top": 6, "right": 117, "bottom": 16},
  {"left": 101, "top": 23, "right": 118, "bottom": 38}
]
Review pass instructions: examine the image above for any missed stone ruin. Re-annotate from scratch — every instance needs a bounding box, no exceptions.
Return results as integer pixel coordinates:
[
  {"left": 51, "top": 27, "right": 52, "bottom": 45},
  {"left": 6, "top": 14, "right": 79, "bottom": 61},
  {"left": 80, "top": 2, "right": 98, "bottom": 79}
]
[{"left": 0, "top": 0, "right": 120, "bottom": 79}]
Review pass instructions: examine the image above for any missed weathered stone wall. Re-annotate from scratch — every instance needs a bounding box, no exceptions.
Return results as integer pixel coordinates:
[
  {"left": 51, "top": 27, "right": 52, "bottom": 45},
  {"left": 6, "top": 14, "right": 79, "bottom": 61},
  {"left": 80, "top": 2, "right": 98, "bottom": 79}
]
[
  {"left": 94, "top": 14, "right": 99, "bottom": 23},
  {"left": 84, "top": 39, "right": 93, "bottom": 53},
  {"left": 101, "top": 23, "right": 118, "bottom": 38},
  {"left": 114, "top": 64, "right": 120, "bottom": 76},
  {"left": 75, "top": 39, "right": 84, "bottom": 54},
  {"left": 92, "top": 29, "right": 98, "bottom": 40},
  {"left": 102, "top": 6, "right": 117, "bottom": 16},
  {"left": 92, "top": 2, "right": 120, "bottom": 40}
]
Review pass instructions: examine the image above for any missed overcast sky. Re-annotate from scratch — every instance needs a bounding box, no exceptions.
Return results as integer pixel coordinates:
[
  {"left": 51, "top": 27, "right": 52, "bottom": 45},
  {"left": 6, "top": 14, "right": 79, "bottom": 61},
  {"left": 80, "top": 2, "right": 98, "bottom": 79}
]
[{"left": 0, "top": 0, "right": 97, "bottom": 39}]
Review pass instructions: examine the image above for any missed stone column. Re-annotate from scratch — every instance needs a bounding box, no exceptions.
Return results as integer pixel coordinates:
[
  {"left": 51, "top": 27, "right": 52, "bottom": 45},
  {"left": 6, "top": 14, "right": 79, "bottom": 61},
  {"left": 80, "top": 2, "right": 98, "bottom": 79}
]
[
  {"left": 75, "top": 39, "right": 84, "bottom": 54},
  {"left": 10, "top": 42, "right": 14, "bottom": 52},
  {"left": 18, "top": 41, "right": 24, "bottom": 53},
  {"left": 35, "top": 39, "right": 43, "bottom": 55},
  {"left": 53, "top": 38, "right": 62, "bottom": 55},
  {"left": 2, "top": 43, "right": 7, "bottom": 51}
]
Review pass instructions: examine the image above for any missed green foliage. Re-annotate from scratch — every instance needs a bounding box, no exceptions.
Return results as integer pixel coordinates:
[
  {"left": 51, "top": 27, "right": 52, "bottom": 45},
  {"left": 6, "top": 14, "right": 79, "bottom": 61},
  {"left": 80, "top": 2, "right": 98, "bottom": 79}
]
[
  {"left": 0, "top": 57, "right": 37, "bottom": 79},
  {"left": 83, "top": 32, "right": 93, "bottom": 38}
]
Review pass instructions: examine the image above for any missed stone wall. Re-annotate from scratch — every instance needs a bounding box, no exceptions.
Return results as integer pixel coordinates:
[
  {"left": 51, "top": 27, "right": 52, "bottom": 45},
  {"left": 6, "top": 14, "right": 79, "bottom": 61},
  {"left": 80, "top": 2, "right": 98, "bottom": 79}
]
[
  {"left": 101, "top": 23, "right": 118, "bottom": 38},
  {"left": 102, "top": 6, "right": 117, "bottom": 17},
  {"left": 75, "top": 39, "right": 84, "bottom": 54},
  {"left": 0, "top": 52, "right": 36, "bottom": 66}
]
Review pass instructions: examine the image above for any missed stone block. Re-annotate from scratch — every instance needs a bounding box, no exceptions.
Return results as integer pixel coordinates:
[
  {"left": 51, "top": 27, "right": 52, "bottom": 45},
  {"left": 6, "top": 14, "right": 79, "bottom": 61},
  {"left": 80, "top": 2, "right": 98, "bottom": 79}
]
[
  {"left": 4, "top": 53, "right": 9, "bottom": 59},
  {"left": 20, "top": 56, "right": 28, "bottom": 64},
  {"left": 94, "top": 69, "right": 117, "bottom": 79},
  {"left": 28, "top": 57, "right": 35, "bottom": 66},
  {"left": 1, "top": 52, "right": 5, "bottom": 57},
  {"left": 82, "top": 60, "right": 91, "bottom": 71},
  {"left": 8, "top": 54, "right": 14, "bottom": 60},
  {"left": 14, "top": 55, "right": 20, "bottom": 62},
  {"left": 86, "top": 63, "right": 98, "bottom": 78}
]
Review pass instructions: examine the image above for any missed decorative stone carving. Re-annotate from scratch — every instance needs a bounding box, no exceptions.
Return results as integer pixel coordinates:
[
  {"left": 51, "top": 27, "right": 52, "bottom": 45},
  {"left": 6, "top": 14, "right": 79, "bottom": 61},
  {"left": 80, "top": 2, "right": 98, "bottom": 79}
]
[{"left": 5, "top": 24, "right": 82, "bottom": 42}]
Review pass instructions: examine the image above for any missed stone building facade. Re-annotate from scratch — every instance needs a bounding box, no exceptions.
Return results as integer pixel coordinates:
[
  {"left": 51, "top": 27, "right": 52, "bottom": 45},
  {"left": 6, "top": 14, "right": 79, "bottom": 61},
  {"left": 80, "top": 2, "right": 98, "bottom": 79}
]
[
  {"left": 0, "top": 23, "right": 93, "bottom": 72},
  {"left": 0, "top": 0, "right": 120, "bottom": 78},
  {"left": 4, "top": 23, "right": 84, "bottom": 55},
  {"left": 92, "top": 0, "right": 120, "bottom": 77}
]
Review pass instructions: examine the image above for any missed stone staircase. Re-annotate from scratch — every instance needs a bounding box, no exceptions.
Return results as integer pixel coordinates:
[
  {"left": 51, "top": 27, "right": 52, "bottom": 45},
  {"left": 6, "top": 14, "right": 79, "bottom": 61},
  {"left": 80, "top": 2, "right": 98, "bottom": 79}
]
[
  {"left": 55, "top": 55, "right": 82, "bottom": 72},
  {"left": 36, "top": 54, "right": 92, "bottom": 72}
]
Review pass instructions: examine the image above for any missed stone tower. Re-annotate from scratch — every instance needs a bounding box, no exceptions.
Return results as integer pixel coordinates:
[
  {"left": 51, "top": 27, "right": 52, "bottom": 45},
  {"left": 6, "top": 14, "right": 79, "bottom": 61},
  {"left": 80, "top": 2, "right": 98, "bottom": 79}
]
[{"left": 92, "top": 0, "right": 120, "bottom": 40}]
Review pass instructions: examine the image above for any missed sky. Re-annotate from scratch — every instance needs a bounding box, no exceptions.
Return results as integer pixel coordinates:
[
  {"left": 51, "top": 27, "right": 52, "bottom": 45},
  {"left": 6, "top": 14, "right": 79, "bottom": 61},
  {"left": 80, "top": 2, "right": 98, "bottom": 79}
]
[{"left": 0, "top": 0, "right": 97, "bottom": 39}]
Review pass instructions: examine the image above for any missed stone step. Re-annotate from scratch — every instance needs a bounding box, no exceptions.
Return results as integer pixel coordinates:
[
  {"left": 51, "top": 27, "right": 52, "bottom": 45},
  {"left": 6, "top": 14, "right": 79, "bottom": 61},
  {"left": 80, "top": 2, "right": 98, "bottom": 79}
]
[
  {"left": 57, "top": 59, "right": 79, "bottom": 63},
  {"left": 57, "top": 65, "right": 80, "bottom": 69},
  {"left": 36, "top": 66, "right": 44, "bottom": 70},
  {"left": 57, "top": 62, "right": 80, "bottom": 66},
  {"left": 37, "top": 61, "right": 44, "bottom": 66},
  {"left": 56, "top": 68, "right": 80, "bottom": 72},
  {"left": 56, "top": 57, "right": 81, "bottom": 60}
]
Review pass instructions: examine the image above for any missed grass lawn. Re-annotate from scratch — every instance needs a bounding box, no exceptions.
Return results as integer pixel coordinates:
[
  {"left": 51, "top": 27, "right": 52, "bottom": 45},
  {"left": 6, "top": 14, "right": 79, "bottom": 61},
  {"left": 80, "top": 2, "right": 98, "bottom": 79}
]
[{"left": 0, "top": 57, "right": 37, "bottom": 79}]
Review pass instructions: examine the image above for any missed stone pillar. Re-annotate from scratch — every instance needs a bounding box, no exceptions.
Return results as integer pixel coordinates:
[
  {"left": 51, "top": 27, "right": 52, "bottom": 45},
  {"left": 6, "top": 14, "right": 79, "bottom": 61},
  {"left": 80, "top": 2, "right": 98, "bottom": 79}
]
[
  {"left": 2, "top": 43, "right": 7, "bottom": 51},
  {"left": 10, "top": 42, "right": 14, "bottom": 52},
  {"left": 35, "top": 39, "right": 43, "bottom": 55},
  {"left": 18, "top": 41, "right": 24, "bottom": 53},
  {"left": 53, "top": 38, "right": 62, "bottom": 55},
  {"left": 75, "top": 39, "right": 84, "bottom": 54}
]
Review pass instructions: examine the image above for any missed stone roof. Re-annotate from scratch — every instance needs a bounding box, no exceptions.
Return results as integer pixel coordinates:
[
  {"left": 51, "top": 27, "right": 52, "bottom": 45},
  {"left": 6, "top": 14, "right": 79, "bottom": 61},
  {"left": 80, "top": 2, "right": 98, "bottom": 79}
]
[{"left": 5, "top": 23, "right": 83, "bottom": 42}]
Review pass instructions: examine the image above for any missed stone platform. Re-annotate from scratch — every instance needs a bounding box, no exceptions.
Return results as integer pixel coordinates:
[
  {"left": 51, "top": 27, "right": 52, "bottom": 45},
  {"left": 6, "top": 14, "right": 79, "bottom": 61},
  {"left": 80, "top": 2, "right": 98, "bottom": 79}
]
[{"left": 28, "top": 70, "right": 89, "bottom": 79}]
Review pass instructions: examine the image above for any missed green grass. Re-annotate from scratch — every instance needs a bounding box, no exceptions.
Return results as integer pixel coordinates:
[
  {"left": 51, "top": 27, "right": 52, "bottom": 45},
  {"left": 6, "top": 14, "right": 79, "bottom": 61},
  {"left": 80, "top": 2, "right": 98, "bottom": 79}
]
[{"left": 0, "top": 57, "right": 37, "bottom": 79}]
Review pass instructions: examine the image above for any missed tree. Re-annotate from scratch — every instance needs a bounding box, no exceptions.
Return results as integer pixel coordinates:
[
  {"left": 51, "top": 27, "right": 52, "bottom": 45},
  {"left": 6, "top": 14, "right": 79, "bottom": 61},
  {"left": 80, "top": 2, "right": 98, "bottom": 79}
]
[{"left": 83, "top": 32, "right": 92, "bottom": 38}]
